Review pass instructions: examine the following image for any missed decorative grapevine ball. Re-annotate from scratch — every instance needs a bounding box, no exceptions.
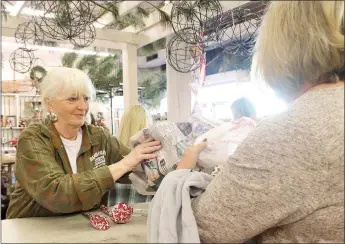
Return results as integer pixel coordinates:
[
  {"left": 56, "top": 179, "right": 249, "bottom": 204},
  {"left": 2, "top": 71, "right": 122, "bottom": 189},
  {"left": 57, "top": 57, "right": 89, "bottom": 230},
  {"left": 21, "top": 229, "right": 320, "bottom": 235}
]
[
  {"left": 110, "top": 202, "right": 134, "bottom": 224},
  {"left": 84, "top": 213, "right": 110, "bottom": 231}
]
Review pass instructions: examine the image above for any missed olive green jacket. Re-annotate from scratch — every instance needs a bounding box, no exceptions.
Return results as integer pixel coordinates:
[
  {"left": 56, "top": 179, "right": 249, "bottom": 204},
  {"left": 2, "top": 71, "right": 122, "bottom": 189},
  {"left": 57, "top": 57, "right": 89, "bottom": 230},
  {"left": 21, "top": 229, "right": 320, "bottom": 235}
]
[{"left": 6, "top": 120, "right": 131, "bottom": 219}]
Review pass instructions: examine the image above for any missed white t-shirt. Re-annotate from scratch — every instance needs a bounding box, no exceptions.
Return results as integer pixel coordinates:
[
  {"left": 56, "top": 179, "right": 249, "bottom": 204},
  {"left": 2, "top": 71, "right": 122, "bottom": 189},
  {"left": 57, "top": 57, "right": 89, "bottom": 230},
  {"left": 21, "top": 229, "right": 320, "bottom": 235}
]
[{"left": 60, "top": 130, "right": 83, "bottom": 174}]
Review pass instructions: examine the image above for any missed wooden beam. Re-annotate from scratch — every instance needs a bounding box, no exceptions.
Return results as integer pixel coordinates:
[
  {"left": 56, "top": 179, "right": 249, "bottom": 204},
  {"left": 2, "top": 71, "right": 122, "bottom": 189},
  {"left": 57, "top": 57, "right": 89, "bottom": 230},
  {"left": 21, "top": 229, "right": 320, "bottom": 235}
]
[
  {"left": 122, "top": 3, "right": 173, "bottom": 33},
  {"left": 94, "top": 1, "right": 143, "bottom": 28},
  {"left": 2, "top": 16, "right": 148, "bottom": 46},
  {"left": 122, "top": 43, "right": 139, "bottom": 109},
  {"left": 136, "top": 1, "right": 250, "bottom": 48},
  {"left": 8, "top": 1, "right": 26, "bottom": 17}
]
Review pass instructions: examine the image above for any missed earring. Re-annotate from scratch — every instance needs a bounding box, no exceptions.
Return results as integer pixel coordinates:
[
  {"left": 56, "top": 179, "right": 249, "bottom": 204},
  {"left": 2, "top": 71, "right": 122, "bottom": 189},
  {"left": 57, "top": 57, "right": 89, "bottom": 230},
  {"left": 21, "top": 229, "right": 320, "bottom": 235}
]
[{"left": 47, "top": 112, "right": 58, "bottom": 123}]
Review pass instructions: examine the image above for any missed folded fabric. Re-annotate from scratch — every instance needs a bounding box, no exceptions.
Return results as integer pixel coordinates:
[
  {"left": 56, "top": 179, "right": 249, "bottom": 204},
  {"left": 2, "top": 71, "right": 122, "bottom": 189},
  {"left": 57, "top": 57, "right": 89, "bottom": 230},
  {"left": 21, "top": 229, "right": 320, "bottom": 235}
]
[{"left": 147, "top": 169, "right": 213, "bottom": 243}]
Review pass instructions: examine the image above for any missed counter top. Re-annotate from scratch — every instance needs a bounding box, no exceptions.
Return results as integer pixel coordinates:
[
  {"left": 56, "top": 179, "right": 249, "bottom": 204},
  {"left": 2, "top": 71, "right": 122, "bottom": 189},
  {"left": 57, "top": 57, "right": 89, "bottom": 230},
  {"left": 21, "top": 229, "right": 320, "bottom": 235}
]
[{"left": 1, "top": 203, "right": 149, "bottom": 243}]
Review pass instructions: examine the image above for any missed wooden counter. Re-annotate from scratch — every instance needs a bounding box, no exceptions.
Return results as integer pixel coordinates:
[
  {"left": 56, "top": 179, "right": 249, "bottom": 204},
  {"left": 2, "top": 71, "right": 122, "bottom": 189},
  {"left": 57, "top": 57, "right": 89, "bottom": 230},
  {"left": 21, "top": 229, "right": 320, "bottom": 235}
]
[{"left": 1, "top": 203, "right": 149, "bottom": 243}]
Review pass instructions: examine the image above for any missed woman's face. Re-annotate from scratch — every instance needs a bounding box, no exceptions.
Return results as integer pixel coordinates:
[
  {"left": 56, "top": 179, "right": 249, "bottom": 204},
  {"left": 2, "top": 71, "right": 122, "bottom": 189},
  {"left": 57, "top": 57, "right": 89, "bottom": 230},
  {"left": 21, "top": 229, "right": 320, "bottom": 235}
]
[{"left": 48, "top": 90, "right": 90, "bottom": 128}]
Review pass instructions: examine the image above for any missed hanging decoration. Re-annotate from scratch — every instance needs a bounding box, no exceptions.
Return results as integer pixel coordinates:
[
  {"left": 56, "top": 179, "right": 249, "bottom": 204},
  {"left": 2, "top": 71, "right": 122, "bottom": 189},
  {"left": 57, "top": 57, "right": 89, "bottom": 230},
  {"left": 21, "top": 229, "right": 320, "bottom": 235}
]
[
  {"left": 14, "top": 21, "right": 45, "bottom": 46},
  {"left": 166, "top": 33, "right": 204, "bottom": 73},
  {"left": 170, "top": 0, "right": 223, "bottom": 45},
  {"left": 167, "top": 0, "right": 265, "bottom": 73},
  {"left": 30, "top": 1, "right": 98, "bottom": 46},
  {"left": 29, "top": 65, "right": 47, "bottom": 94},
  {"left": 69, "top": 24, "right": 96, "bottom": 49},
  {"left": 218, "top": 7, "right": 260, "bottom": 56},
  {"left": 9, "top": 48, "right": 36, "bottom": 74}
]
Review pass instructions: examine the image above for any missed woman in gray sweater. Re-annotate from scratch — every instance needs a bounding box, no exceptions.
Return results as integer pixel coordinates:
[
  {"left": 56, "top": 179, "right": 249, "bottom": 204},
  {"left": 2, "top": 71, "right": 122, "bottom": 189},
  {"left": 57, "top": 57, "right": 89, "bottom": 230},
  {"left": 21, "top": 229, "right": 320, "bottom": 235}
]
[{"left": 178, "top": 1, "right": 344, "bottom": 243}]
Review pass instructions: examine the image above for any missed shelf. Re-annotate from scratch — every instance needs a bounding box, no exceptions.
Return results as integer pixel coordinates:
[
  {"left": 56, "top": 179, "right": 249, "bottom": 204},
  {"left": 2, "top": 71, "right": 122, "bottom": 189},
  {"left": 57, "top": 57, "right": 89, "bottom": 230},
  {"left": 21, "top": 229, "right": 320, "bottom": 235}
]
[
  {"left": 2, "top": 93, "right": 40, "bottom": 97},
  {"left": 1, "top": 127, "right": 25, "bottom": 130}
]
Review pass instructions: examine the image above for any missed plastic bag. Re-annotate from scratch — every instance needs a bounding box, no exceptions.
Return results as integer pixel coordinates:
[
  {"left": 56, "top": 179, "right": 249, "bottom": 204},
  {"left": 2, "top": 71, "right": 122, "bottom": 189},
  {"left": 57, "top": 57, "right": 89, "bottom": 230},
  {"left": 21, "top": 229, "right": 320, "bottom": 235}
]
[{"left": 195, "top": 117, "right": 257, "bottom": 168}]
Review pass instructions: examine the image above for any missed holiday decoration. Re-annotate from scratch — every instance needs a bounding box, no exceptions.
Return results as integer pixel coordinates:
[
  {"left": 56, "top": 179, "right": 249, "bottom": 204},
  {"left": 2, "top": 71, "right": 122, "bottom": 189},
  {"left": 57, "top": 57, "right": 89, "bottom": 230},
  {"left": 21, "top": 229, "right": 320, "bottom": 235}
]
[
  {"left": 100, "top": 203, "right": 133, "bottom": 224},
  {"left": 167, "top": 33, "right": 204, "bottom": 73},
  {"left": 218, "top": 7, "right": 260, "bottom": 56},
  {"left": 69, "top": 24, "right": 96, "bottom": 49},
  {"left": 30, "top": 65, "right": 47, "bottom": 83},
  {"left": 9, "top": 137, "right": 18, "bottom": 147},
  {"left": 170, "top": 0, "right": 223, "bottom": 45},
  {"left": 9, "top": 48, "right": 36, "bottom": 74},
  {"left": 18, "top": 119, "right": 28, "bottom": 128},
  {"left": 15, "top": 21, "right": 45, "bottom": 46},
  {"left": 82, "top": 212, "right": 110, "bottom": 231}
]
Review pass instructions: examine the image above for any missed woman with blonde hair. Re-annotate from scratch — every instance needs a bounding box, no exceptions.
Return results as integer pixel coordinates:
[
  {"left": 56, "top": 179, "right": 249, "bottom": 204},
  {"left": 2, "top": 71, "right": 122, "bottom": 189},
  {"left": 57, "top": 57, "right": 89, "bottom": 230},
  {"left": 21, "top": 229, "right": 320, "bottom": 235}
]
[
  {"left": 175, "top": 1, "right": 344, "bottom": 242},
  {"left": 109, "top": 104, "right": 153, "bottom": 204},
  {"left": 118, "top": 105, "right": 151, "bottom": 147}
]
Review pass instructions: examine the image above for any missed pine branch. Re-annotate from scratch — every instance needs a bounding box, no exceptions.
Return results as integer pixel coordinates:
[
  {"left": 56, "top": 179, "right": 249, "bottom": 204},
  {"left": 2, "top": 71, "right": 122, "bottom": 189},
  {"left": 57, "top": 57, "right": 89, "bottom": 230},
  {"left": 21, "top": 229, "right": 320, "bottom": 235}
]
[
  {"left": 1, "top": 0, "right": 12, "bottom": 21},
  {"left": 76, "top": 55, "right": 98, "bottom": 72},
  {"left": 136, "top": 6, "right": 150, "bottom": 18},
  {"left": 62, "top": 52, "right": 78, "bottom": 68},
  {"left": 144, "top": 1, "right": 172, "bottom": 29},
  {"left": 89, "top": 0, "right": 121, "bottom": 21}
]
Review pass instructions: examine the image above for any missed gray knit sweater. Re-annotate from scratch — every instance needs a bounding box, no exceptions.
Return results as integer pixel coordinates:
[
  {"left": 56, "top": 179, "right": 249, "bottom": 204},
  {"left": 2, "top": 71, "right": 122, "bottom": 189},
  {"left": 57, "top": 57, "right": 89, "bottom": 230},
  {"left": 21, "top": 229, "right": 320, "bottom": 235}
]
[{"left": 192, "top": 87, "right": 344, "bottom": 243}]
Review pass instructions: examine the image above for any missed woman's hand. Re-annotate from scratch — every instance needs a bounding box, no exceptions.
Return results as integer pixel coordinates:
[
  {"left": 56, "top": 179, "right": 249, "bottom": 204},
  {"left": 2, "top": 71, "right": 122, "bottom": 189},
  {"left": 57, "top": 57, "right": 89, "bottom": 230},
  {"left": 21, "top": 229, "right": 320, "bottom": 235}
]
[
  {"left": 177, "top": 141, "right": 208, "bottom": 170},
  {"left": 120, "top": 138, "right": 161, "bottom": 172}
]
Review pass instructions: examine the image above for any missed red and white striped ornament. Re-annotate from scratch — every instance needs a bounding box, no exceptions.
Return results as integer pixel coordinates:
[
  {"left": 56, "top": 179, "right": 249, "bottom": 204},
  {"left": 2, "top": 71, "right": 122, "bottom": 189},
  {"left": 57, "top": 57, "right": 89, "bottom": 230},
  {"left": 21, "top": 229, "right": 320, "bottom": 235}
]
[
  {"left": 100, "top": 202, "right": 133, "bottom": 224},
  {"left": 82, "top": 212, "right": 110, "bottom": 231}
]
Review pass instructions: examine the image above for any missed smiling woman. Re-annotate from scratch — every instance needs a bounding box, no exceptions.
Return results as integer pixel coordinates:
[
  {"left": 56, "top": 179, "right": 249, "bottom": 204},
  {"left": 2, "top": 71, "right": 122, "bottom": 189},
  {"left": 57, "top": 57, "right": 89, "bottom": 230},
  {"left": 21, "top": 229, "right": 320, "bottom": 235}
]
[{"left": 6, "top": 67, "right": 161, "bottom": 219}]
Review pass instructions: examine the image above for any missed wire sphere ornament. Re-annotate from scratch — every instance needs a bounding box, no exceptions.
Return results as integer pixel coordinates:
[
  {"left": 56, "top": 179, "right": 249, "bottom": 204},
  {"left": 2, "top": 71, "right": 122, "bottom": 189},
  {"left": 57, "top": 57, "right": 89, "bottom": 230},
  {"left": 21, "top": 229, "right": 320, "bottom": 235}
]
[
  {"left": 217, "top": 7, "right": 260, "bottom": 56},
  {"left": 167, "top": 33, "right": 204, "bottom": 73},
  {"left": 53, "top": 1, "right": 99, "bottom": 36},
  {"left": 69, "top": 24, "right": 96, "bottom": 48},
  {"left": 9, "top": 48, "right": 36, "bottom": 74},
  {"left": 170, "top": 0, "right": 223, "bottom": 45},
  {"left": 30, "top": 1, "right": 67, "bottom": 41},
  {"left": 31, "top": 1, "right": 98, "bottom": 41},
  {"left": 15, "top": 21, "right": 45, "bottom": 46}
]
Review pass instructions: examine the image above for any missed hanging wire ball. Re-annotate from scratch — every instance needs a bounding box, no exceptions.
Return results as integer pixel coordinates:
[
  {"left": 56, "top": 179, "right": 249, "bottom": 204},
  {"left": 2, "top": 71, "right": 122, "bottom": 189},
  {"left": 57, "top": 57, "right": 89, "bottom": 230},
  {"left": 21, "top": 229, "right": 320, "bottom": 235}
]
[
  {"left": 15, "top": 21, "right": 45, "bottom": 46},
  {"left": 30, "top": 1, "right": 98, "bottom": 42},
  {"left": 30, "top": 1, "right": 66, "bottom": 41},
  {"left": 170, "top": 0, "right": 223, "bottom": 45},
  {"left": 69, "top": 23, "right": 96, "bottom": 48},
  {"left": 9, "top": 48, "right": 36, "bottom": 74},
  {"left": 53, "top": 1, "right": 98, "bottom": 37},
  {"left": 217, "top": 7, "right": 260, "bottom": 56},
  {"left": 167, "top": 33, "right": 204, "bottom": 73}
]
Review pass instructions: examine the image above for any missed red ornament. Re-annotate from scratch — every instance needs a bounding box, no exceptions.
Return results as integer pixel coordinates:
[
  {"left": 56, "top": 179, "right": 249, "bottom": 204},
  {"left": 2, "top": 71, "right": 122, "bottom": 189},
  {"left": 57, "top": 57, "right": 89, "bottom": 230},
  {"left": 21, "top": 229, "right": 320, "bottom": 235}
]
[
  {"left": 100, "top": 203, "right": 133, "bottom": 224},
  {"left": 111, "top": 202, "right": 133, "bottom": 224},
  {"left": 83, "top": 212, "right": 110, "bottom": 231}
]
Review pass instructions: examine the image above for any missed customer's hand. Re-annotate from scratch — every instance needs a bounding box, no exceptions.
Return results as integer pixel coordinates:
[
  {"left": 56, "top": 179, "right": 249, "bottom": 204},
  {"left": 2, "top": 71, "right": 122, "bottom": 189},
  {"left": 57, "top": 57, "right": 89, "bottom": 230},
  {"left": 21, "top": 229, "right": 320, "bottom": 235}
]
[
  {"left": 177, "top": 141, "right": 208, "bottom": 170},
  {"left": 120, "top": 138, "right": 161, "bottom": 172}
]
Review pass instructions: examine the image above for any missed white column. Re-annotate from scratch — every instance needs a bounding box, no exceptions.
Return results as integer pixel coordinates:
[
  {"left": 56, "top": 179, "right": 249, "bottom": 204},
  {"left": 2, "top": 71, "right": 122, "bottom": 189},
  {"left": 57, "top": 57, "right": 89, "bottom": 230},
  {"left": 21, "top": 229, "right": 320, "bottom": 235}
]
[
  {"left": 122, "top": 43, "right": 138, "bottom": 109},
  {"left": 166, "top": 35, "right": 192, "bottom": 122}
]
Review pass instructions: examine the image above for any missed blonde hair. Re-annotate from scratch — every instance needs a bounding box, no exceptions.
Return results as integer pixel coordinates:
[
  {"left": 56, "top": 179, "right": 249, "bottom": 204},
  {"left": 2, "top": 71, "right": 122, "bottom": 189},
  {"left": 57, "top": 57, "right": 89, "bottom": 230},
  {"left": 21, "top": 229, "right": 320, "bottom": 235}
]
[
  {"left": 118, "top": 105, "right": 151, "bottom": 147},
  {"left": 40, "top": 67, "right": 96, "bottom": 119},
  {"left": 251, "top": 1, "right": 344, "bottom": 100}
]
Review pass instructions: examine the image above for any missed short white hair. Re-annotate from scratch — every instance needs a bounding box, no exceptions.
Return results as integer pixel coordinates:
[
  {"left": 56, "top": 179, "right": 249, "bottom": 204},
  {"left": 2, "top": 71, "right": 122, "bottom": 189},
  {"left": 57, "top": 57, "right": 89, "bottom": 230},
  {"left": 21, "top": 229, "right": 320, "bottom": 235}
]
[
  {"left": 40, "top": 67, "right": 96, "bottom": 118},
  {"left": 251, "top": 1, "right": 344, "bottom": 100}
]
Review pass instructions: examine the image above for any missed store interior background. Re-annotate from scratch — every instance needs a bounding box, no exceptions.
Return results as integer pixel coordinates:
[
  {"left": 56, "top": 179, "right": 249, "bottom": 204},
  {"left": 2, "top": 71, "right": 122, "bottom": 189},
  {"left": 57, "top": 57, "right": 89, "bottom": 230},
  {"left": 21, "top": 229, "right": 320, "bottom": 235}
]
[{"left": 1, "top": 1, "right": 287, "bottom": 197}]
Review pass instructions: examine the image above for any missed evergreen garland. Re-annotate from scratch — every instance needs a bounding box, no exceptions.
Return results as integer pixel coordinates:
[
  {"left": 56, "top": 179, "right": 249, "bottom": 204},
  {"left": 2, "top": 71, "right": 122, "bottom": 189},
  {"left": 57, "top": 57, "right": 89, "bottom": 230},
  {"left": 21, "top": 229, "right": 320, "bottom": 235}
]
[
  {"left": 30, "top": 65, "right": 47, "bottom": 83},
  {"left": 61, "top": 52, "right": 122, "bottom": 91}
]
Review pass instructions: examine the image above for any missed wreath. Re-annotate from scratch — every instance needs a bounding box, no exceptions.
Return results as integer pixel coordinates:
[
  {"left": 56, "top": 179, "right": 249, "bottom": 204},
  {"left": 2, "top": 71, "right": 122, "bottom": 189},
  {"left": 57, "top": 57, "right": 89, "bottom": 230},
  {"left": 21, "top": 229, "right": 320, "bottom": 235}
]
[{"left": 30, "top": 65, "right": 47, "bottom": 83}]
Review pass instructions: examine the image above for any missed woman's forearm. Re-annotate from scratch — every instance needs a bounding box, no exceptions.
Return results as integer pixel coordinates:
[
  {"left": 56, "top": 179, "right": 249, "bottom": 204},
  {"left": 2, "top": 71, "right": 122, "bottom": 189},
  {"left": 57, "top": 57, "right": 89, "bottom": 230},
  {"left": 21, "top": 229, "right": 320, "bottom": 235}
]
[
  {"left": 108, "top": 160, "right": 131, "bottom": 181},
  {"left": 177, "top": 149, "right": 198, "bottom": 169}
]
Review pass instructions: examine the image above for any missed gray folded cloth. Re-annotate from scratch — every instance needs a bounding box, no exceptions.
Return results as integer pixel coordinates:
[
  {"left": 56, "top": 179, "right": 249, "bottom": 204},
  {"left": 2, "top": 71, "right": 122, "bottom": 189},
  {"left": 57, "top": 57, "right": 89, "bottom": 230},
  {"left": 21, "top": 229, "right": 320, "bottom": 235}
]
[{"left": 147, "top": 169, "right": 213, "bottom": 243}]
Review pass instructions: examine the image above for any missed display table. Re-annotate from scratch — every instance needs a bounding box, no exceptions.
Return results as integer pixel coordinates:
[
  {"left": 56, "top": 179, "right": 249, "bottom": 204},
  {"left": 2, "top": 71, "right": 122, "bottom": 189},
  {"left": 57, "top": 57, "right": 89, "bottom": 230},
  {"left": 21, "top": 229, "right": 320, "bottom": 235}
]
[{"left": 1, "top": 203, "right": 149, "bottom": 243}]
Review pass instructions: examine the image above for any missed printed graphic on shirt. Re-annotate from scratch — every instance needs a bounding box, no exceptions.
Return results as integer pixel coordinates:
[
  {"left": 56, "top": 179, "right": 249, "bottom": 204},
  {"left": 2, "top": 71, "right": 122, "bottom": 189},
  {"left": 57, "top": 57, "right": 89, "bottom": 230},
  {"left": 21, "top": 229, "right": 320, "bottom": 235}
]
[{"left": 90, "top": 150, "right": 107, "bottom": 169}]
